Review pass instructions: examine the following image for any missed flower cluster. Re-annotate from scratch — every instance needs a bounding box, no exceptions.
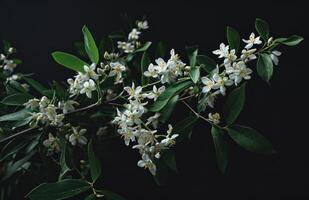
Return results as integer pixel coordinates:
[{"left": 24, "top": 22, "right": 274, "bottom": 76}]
[
  {"left": 112, "top": 81, "right": 178, "bottom": 175},
  {"left": 117, "top": 20, "right": 149, "bottom": 53},
  {"left": 0, "top": 47, "right": 17, "bottom": 73},
  {"left": 144, "top": 49, "right": 190, "bottom": 84}
]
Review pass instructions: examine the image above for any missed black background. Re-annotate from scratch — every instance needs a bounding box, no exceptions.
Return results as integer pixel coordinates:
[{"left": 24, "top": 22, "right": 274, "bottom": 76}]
[{"left": 0, "top": 0, "right": 308, "bottom": 199}]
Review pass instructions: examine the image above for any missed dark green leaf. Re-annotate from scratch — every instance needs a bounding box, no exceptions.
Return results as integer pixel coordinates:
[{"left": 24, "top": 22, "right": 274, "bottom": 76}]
[
  {"left": 223, "top": 83, "right": 246, "bottom": 126},
  {"left": 275, "top": 35, "right": 304, "bottom": 46},
  {"left": 227, "top": 26, "right": 241, "bottom": 52},
  {"left": 88, "top": 140, "right": 101, "bottom": 183},
  {"left": 197, "top": 93, "right": 209, "bottom": 113},
  {"left": 52, "top": 51, "right": 88, "bottom": 73},
  {"left": 255, "top": 18, "right": 270, "bottom": 41},
  {"left": 84, "top": 194, "right": 96, "bottom": 200},
  {"left": 0, "top": 109, "right": 31, "bottom": 122},
  {"left": 159, "top": 95, "right": 179, "bottom": 123},
  {"left": 12, "top": 116, "right": 32, "bottom": 128},
  {"left": 82, "top": 26, "right": 99, "bottom": 64},
  {"left": 3, "top": 40, "right": 11, "bottom": 54},
  {"left": 141, "top": 52, "right": 151, "bottom": 86},
  {"left": 196, "top": 55, "right": 217, "bottom": 73},
  {"left": 149, "top": 80, "right": 193, "bottom": 112},
  {"left": 257, "top": 53, "right": 273, "bottom": 82},
  {"left": 188, "top": 49, "right": 199, "bottom": 83},
  {"left": 22, "top": 77, "right": 47, "bottom": 95},
  {"left": 1, "top": 93, "right": 33, "bottom": 106},
  {"left": 228, "top": 125, "right": 275, "bottom": 154},
  {"left": 174, "top": 115, "right": 199, "bottom": 141},
  {"left": 134, "top": 42, "right": 152, "bottom": 53},
  {"left": 26, "top": 179, "right": 91, "bottom": 200},
  {"left": 211, "top": 126, "right": 228, "bottom": 174},
  {"left": 59, "top": 142, "right": 71, "bottom": 181}
]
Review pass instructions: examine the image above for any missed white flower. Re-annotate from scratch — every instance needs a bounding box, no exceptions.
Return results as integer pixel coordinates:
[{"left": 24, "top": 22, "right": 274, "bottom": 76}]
[
  {"left": 145, "top": 85, "right": 165, "bottom": 101},
  {"left": 241, "top": 49, "right": 257, "bottom": 61},
  {"left": 213, "top": 43, "right": 229, "bottom": 58},
  {"left": 124, "top": 82, "right": 143, "bottom": 100},
  {"left": 229, "top": 61, "right": 253, "bottom": 85},
  {"left": 108, "top": 62, "right": 126, "bottom": 84},
  {"left": 3, "top": 60, "right": 17, "bottom": 72},
  {"left": 39, "top": 96, "right": 50, "bottom": 108},
  {"left": 128, "top": 28, "right": 141, "bottom": 40},
  {"left": 24, "top": 98, "right": 40, "bottom": 110},
  {"left": 84, "top": 63, "right": 99, "bottom": 80},
  {"left": 58, "top": 100, "right": 79, "bottom": 114},
  {"left": 224, "top": 49, "right": 237, "bottom": 67},
  {"left": 137, "top": 153, "right": 157, "bottom": 175},
  {"left": 6, "top": 74, "right": 19, "bottom": 81},
  {"left": 212, "top": 73, "right": 233, "bottom": 95},
  {"left": 43, "top": 133, "right": 60, "bottom": 155},
  {"left": 80, "top": 79, "right": 96, "bottom": 98},
  {"left": 155, "top": 58, "right": 168, "bottom": 73},
  {"left": 144, "top": 63, "right": 159, "bottom": 78},
  {"left": 117, "top": 41, "right": 135, "bottom": 53},
  {"left": 69, "top": 127, "right": 87, "bottom": 146},
  {"left": 118, "top": 126, "right": 136, "bottom": 146},
  {"left": 201, "top": 77, "right": 216, "bottom": 93},
  {"left": 146, "top": 113, "right": 161, "bottom": 128},
  {"left": 243, "top": 33, "right": 262, "bottom": 49},
  {"left": 206, "top": 90, "right": 220, "bottom": 108},
  {"left": 208, "top": 113, "right": 221, "bottom": 124},
  {"left": 161, "top": 124, "right": 178, "bottom": 147},
  {"left": 270, "top": 50, "right": 282, "bottom": 66},
  {"left": 0, "top": 54, "right": 6, "bottom": 60},
  {"left": 137, "top": 20, "right": 149, "bottom": 29}
]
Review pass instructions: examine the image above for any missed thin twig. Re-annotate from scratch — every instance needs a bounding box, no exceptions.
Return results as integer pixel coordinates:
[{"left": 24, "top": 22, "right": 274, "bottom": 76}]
[{"left": 0, "top": 127, "right": 36, "bottom": 143}]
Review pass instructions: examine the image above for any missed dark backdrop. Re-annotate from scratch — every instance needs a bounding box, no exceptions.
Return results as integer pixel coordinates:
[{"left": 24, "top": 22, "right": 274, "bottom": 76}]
[{"left": 0, "top": 0, "right": 308, "bottom": 199}]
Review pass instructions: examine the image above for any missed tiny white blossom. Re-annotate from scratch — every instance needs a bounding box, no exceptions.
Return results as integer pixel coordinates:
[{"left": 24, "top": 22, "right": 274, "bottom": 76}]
[
  {"left": 270, "top": 50, "right": 282, "bottom": 66},
  {"left": 117, "top": 41, "right": 135, "bottom": 53},
  {"left": 84, "top": 63, "right": 99, "bottom": 80},
  {"left": 241, "top": 48, "right": 257, "bottom": 61},
  {"left": 43, "top": 133, "right": 60, "bottom": 155},
  {"left": 69, "top": 127, "right": 87, "bottom": 146},
  {"left": 212, "top": 73, "right": 233, "bottom": 95},
  {"left": 145, "top": 85, "right": 165, "bottom": 101},
  {"left": 146, "top": 113, "right": 161, "bottom": 128},
  {"left": 213, "top": 43, "right": 229, "bottom": 58},
  {"left": 243, "top": 32, "right": 262, "bottom": 49},
  {"left": 24, "top": 98, "right": 40, "bottom": 110},
  {"left": 144, "top": 63, "right": 159, "bottom": 78},
  {"left": 80, "top": 79, "right": 96, "bottom": 98},
  {"left": 137, "top": 153, "right": 157, "bottom": 175},
  {"left": 137, "top": 20, "right": 149, "bottom": 29},
  {"left": 108, "top": 62, "right": 126, "bottom": 84},
  {"left": 124, "top": 82, "right": 143, "bottom": 100},
  {"left": 201, "top": 77, "right": 216, "bottom": 93},
  {"left": 128, "top": 28, "right": 141, "bottom": 40},
  {"left": 58, "top": 100, "right": 79, "bottom": 114},
  {"left": 208, "top": 113, "right": 221, "bottom": 124}
]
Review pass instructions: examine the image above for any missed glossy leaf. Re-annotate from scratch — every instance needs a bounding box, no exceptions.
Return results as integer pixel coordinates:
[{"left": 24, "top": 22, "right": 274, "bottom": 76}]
[
  {"left": 58, "top": 142, "right": 71, "bottom": 181},
  {"left": 223, "top": 83, "right": 246, "bottom": 126},
  {"left": 1, "top": 93, "right": 33, "bottom": 106},
  {"left": 0, "top": 109, "right": 31, "bottom": 122},
  {"left": 196, "top": 55, "right": 217, "bottom": 73},
  {"left": 159, "top": 95, "right": 179, "bottom": 123},
  {"left": 227, "top": 26, "right": 241, "bottom": 52},
  {"left": 255, "top": 18, "right": 269, "bottom": 41},
  {"left": 257, "top": 53, "right": 273, "bottom": 82},
  {"left": 134, "top": 42, "right": 152, "bottom": 53},
  {"left": 149, "top": 80, "right": 193, "bottom": 112},
  {"left": 228, "top": 125, "right": 275, "bottom": 154},
  {"left": 26, "top": 179, "right": 91, "bottom": 200},
  {"left": 22, "top": 77, "right": 47, "bottom": 95},
  {"left": 52, "top": 52, "right": 88, "bottom": 73},
  {"left": 174, "top": 115, "right": 199, "bottom": 141},
  {"left": 88, "top": 140, "right": 101, "bottom": 183},
  {"left": 82, "top": 26, "right": 99, "bottom": 64},
  {"left": 211, "top": 126, "right": 228, "bottom": 174},
  {"left": 275, "top": 35, "right": 304, "bottom": 46}
]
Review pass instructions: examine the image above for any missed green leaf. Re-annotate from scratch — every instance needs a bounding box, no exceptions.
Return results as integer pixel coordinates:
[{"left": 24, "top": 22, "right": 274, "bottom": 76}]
[
  {"left": 188, "top": 49, "right": 199, "bottom": 84},
  {"left": 26, "top": 179, "right": 91, "bottom": 200},
  {"left": 162, "top": 149, "right": 177, "bottom": 172},
  {"left": 197, "top": 93, "right": 209, "bottom": 113},
  {"left": 22, "top": 77, "right": 47, "bottom": 95},
  {"left": 196, "top": 55, "right": 217, "bottom": 73},
  {"left": 159, "top": 95, "right": 179, "bottom": 123},
  {"left": 275, "top": 35, "right": 304, "bottom": 46},
  {"left": 227, "top": 125, "right": 275, "bottom": 154},
  {"left": 12, "top": 116, "right": 32, "bottom": 128},
  {"left": 255, "top": 18, "right": 270, "bottom": 41},
  {"left": 82, "top": 26, "right": 99, "bottom": 64},
  {"left": 1, "top": 93, "right": 33, "bottom": 106},
  {"left": 98, "top": 190, "right": 126, "bottom": 200},
  {"left": 3, "top": 40, "right": 11, "bottom": 54},
  {"left": 227, "top": 26, "right": 241, "bottom": 52},
  {"left": 149, "top": 80, "right": 193, "bottom": 112},
  {"left": 59, "top": 142, "right": 71, "bottom": 181},
  {"left": 141, "top": 52, "right": 151, "bottom": 86},
  {"left": 1, "top": 150, "right": 36, "bottom": 182},
  {"left": 0, "top": 109, "right": 31, "bottom": 122},
  {"left": 7, "top": 80, "right": 28, "bottom": 93},
  {"left": 257, "top": 53, "right": 273, "bottom": 82},
  {"left": 223, "top": 83, "right": 246, "bottom": 126},
  {"left": 134, "top": 42, "right": 152, "bottom": 53},
  {"left": 211, "top": 126, "right": 228, "bottom": 174},
  {"left": 88, "top": 140, "right": 101, "bottom": 183},
  {"left": 52, "top": 51, "right": 88, "bottom": 73}
]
